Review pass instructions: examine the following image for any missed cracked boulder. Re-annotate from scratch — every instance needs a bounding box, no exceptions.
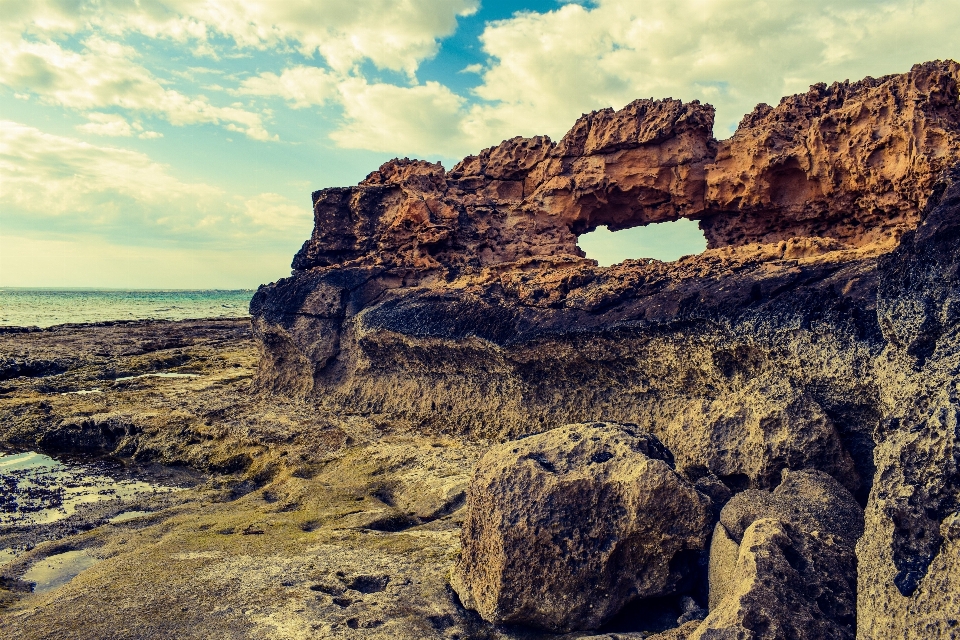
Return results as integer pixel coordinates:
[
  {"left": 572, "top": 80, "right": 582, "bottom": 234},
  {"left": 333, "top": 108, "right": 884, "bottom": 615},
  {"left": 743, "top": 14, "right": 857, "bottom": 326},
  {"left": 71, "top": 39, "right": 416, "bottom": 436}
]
[
  {"left": 450, "top": 422, "right": 712, "bottom": 632},
  {"left": 695, "top": 470, "right": 863, "bottom": 639}
]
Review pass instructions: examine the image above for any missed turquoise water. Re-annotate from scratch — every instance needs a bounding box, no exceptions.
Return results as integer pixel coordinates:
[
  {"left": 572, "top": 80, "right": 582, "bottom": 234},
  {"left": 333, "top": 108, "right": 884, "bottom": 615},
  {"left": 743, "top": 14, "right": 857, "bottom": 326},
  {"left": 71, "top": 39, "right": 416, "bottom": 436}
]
[{"left": 0, "top": 289, "right": 253, "bottom": 328}]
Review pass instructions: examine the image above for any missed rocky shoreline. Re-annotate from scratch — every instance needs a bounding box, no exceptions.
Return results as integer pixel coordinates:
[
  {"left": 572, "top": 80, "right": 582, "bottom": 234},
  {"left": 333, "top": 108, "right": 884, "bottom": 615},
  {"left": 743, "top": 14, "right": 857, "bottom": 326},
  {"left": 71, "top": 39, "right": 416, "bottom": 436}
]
[{"left": 1, "top": 61, "right": 959, "bottom": 638}]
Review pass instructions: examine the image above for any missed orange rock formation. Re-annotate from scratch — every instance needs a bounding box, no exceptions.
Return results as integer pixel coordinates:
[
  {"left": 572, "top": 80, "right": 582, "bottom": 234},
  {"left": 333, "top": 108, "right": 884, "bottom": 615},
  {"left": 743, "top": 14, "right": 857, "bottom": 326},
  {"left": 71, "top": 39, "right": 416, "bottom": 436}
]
[{"left": 292, "top": 60, "right": 960, "bottom": 275}]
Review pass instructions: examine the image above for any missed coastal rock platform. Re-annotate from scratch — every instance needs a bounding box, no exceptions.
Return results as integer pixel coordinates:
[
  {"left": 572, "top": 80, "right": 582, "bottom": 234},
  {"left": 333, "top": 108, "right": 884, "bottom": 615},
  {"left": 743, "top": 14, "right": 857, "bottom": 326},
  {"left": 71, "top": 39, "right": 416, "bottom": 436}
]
[{"left": 1, "top": 60, "right": 959, "bottom": 639}]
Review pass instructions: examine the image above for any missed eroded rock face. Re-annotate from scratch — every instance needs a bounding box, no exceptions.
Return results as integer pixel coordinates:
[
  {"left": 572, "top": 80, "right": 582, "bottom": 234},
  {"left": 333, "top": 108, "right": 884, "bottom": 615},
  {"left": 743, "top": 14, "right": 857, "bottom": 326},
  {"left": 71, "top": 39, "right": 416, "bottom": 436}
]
[
  {"left": 248, "top": 62, "right": 960, "bottom": 638},
  {"left": 697, "top": 471, "right": 863, "bottom": 639},
  {"left": 703, "top": 61, "right": 960, "bottom": 248},
  {"left": 292, "top": 97, "right": 716, "bottom": 274},
  {"left": 857, "top": 166, "right": 960, "bottom": 637},
  {"left": 251, "top": 62, "right": 958, "bottom": 459},
  {"left": 450, "top": 422, "right": 712, "bottom": 632},
  {"left": 666, "top": 376, "right": 859, "bottom": 493}
]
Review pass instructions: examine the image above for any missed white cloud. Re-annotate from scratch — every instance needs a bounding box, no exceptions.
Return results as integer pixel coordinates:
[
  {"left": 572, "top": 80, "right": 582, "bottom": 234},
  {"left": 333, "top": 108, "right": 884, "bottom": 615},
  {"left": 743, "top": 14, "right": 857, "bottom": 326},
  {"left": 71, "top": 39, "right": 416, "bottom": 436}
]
[
  {"left": 0, "top": 0, "right": 479, "bottom": 75},
  {"left": 0, "top": 36, "right": 274, "bottom": 140},
  {"left": 330, "top": 78, "right": 468, "bottom": 156},
  {"left": 469, "top": 0, "right": 960, "bottom": 137},
  {"left": 0, "top": 120, "right": 220, "bottom": 218},
  {"left": 241, "top": 193, "right": 312, "bottom": 230},
  {"left": 78, "top": 113, "right": 136, "bottom": 137},
  {"left": 239, "top": 66, "right": 337, "bottom": 108},
  {"left": 0, "top": 121, "right": 307, "bottom": 241},
  {"left": 321, "top": 0, "right": 960, "bottom": 157},
  {"left": 0, "top": 0, "right": 483, "bottom": 142}
]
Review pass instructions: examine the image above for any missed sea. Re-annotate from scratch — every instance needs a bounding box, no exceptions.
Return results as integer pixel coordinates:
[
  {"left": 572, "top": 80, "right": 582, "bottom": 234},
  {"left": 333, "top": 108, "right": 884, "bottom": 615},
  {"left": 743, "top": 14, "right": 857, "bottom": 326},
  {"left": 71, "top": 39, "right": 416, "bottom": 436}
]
[{"left": 0, "top": 288, "right": 254, "bottom": 328}]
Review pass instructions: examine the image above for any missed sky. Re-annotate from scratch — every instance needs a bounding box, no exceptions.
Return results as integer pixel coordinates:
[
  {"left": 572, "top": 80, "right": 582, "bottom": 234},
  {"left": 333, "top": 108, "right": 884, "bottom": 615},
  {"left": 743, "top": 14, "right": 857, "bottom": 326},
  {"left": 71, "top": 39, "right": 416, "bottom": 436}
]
[{"left": 1, "top": 0, "right": 958, "bottom": 288}]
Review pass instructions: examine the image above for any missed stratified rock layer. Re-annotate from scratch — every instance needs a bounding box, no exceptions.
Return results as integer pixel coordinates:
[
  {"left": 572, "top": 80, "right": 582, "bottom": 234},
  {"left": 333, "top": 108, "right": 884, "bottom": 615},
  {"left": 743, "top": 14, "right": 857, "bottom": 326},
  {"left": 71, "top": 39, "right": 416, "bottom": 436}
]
[{"left": 451, "top": 422, "right": 711, "bottom": 632}]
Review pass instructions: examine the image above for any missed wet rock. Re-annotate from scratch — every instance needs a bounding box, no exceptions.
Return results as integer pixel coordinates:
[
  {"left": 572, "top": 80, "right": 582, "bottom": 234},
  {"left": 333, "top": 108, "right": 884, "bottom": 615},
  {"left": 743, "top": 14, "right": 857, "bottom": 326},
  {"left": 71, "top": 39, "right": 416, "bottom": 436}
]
[
  {"left": 451, "top": 422, "right": 712, "bottom": 632},
  {"left": 695, "top": 470, "right": 862, "bottom": 639}
]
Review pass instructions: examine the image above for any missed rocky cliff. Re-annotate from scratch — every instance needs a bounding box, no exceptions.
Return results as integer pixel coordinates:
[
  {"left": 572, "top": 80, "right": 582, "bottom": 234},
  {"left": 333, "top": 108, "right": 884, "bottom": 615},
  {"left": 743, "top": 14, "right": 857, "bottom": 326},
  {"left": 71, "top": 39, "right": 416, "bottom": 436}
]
[{"left": 250, "top": 60, "right": 960, "bottom": 638}]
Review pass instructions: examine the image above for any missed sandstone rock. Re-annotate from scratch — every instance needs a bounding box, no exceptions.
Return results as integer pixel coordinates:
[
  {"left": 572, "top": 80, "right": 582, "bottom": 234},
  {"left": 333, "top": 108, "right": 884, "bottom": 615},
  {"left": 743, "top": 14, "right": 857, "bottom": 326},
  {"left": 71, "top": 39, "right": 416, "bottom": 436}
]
[
  {"left": 283, "top": 61, "right": 959, "bottom": 282},
  {"left": 702, "top": 60, "right": 960, "bottom": 249},
  {"left": 718, "top": 470, "right": 864, "bottom": 546},
  {"left": 651, "top": 620, "right": 704, "bottom": 640},
  {"left": 250, "top": 63, "right": 955, "bottom": 454},
  {"left": 580, "top": 620, "right": 703, "bottom": 640},
  {"left": 707, "top": 522, "right": 738, "bottom": 610},
  {"left": 243, "top": 63, "right": 960, "bottom": 638},
  {"left": 451, "top": 422, "right": 712, "bottom": 632},
  {"left": 694, "top": 471, "right": 863, "bottom": 640}
]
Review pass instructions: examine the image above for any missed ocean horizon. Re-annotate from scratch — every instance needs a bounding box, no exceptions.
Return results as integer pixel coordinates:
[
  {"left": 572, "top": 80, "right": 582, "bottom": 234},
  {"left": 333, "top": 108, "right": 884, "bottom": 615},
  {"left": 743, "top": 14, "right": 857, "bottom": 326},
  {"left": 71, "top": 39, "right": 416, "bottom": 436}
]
[{"left": 0, "top": 288, "right": 254, "bottom": 328}]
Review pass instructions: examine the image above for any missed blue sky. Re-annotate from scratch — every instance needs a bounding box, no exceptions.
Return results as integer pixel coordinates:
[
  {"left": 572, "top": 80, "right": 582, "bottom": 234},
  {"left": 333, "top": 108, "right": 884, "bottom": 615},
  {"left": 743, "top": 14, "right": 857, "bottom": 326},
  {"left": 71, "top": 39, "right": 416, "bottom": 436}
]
[{"left": 1, "top": 0, "right": 958, "bottom": 287}]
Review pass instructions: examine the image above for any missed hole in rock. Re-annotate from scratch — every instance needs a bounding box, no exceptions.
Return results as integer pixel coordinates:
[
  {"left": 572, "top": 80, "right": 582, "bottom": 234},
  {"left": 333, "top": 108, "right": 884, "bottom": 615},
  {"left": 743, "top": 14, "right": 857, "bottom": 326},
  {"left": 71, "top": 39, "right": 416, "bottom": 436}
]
[
  {"left": 577, "top": 219, "right": 707, "bottom": 267},
  {"left": 347, "top": 574, "right": 390, "bottom": 594},
  {"left": 365, "top": 513, "right": 420, "bottom": 532}
]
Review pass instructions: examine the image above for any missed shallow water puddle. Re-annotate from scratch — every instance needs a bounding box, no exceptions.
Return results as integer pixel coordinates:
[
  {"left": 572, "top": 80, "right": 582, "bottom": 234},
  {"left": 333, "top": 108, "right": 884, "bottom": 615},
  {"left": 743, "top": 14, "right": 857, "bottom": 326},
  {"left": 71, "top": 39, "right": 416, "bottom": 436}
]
[
  {"left": 0, "top": 451, "right": 182, "bottom": 525},
  {"left": 0, "top": 547, "right": 19, "bottom": 565},
  {"left": 21, "top": 550, "right": 99, "bottom": 593}
]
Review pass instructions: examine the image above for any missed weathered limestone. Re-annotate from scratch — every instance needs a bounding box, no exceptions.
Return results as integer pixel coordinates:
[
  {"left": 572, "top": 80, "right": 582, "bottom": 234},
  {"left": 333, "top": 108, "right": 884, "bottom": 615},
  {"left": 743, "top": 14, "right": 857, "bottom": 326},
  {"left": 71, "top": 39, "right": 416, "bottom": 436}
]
[
  {"left": 666, "top": 376, "right": 860, "bottom": 493},
  {"left": 284, "top": 61, "right": 959, "bottom": 279},
  {"left": 247, "top": 61, "right": 960, "bottom": 638},
  {"left": 251, "top": 63, "right": 958, "bottom": 454},
  {"left": 707, "top": 523, "right": 738, "bottom": 611},
  {"left": 703, "top": 61, "right": 960, "bottom": 248},
  {"left": 450, "top": 422, "right": 712, "bottom": 632}
]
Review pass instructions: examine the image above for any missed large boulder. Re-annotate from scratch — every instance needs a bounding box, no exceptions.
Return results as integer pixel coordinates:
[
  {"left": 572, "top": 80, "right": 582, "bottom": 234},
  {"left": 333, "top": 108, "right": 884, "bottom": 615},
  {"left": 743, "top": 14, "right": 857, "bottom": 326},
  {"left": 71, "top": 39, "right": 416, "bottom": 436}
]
[
  {"left": 695, "top": 470, "right": 863, "bottom": 639},
  {"left": 450, "top": 422, "right": 712, "bottom": 632}
]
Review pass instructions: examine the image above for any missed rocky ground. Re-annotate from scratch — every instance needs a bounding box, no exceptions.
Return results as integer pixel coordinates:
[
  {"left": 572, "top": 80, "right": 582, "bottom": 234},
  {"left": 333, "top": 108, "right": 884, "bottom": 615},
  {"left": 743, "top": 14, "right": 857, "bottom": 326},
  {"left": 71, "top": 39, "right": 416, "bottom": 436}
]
[
  {"left": 0, "top": 319, "right": 679, "bottom": 639},
  {"left": 246, "top": 63, "right": 959, "bottom": 639}
]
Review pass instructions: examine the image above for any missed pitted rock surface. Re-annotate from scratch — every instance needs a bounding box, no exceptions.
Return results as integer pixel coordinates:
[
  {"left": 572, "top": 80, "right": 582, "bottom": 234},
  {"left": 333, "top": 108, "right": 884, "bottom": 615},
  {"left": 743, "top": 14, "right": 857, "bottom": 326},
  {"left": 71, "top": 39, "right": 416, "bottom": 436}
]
[
  {"left": 243, "top": 60, "right": 960, "bottom": 640},
  {"left": 451, "top": 422, "right": 711, "bottom": 632},
  {"left": 287, "top": 60, "right": 959, "bottom": 277},
  {"left": 857, "top": 164, "right": 960, "bottom": 638}
]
